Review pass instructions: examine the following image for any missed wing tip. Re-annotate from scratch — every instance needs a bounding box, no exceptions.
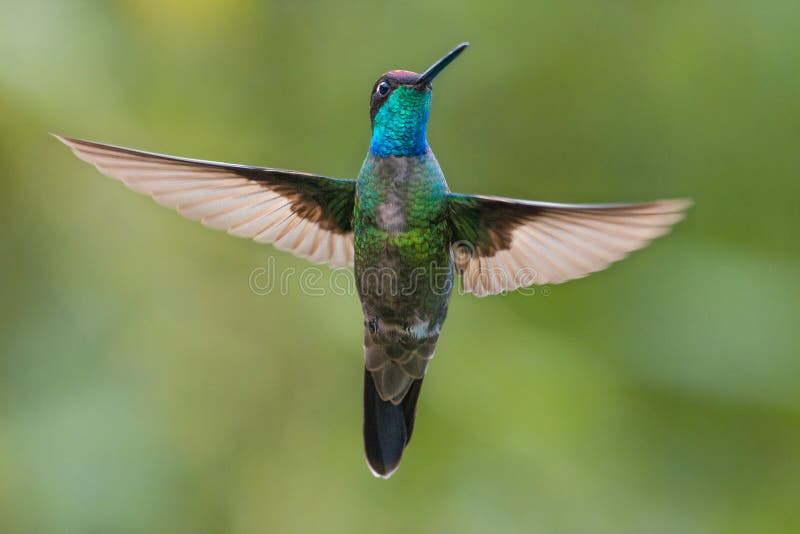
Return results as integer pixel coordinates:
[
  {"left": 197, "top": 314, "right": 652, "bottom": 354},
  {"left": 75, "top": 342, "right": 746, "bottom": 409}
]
[
  {"left": 50, "top": 132, "right": 71, "bottom": 147},
  {"left": 647, "top": 197, "right": 692, "bottom": 229},
  {"left": 50, "top": 132, "right": 83, "bottom": 148},
  {"left": 654, "top": 197, "right": 693, "bottom": 212}
]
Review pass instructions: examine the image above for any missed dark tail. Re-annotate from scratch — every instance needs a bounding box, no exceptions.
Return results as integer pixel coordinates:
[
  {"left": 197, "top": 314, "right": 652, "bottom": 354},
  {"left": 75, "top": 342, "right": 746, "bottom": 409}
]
[{"left": 363, "top": 368, "right": 424, "bottom": 478}]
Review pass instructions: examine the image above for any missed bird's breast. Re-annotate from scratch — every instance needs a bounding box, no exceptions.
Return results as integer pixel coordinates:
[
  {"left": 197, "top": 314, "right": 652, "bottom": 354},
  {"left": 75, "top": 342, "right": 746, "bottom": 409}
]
[
  {"left": 355, "top": 152, "right": 448, "bottom": 233},
  {"left": 375, "top": 201, "right": 406, "bottom": 233},
  {"left": 353, "top": 152, "right": 452, "bottom": 290}
]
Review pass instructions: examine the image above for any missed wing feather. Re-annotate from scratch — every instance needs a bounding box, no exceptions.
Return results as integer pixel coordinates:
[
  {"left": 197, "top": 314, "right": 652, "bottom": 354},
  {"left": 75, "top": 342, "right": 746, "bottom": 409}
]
[
  {"left": 55, "top": 134, "right": 356, "bottom": 268},
  {"left": 449, "top": 194, "right": 690, "bottom": 296}
]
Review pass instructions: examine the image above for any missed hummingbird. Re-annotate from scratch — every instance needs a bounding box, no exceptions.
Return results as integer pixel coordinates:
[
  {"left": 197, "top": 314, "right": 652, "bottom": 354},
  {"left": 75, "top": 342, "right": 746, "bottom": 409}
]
[{"left": 54, "top": 42, "right": 689, "bottom": 478}]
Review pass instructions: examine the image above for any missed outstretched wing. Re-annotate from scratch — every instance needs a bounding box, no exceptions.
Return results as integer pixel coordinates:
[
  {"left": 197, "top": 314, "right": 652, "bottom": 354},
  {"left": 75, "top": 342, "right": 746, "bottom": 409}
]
[
  {"left": 54, "top": 135, "right": 356, "bottom": 268},
  {"left": 447, "top": 194, "right": 691, "bottom": 296}
]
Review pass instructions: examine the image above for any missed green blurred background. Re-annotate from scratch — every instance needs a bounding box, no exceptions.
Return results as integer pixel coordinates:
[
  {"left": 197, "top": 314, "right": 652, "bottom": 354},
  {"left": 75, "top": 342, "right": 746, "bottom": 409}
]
[{"left": 2, "top": 1, "right": 799, "bottom": 532}]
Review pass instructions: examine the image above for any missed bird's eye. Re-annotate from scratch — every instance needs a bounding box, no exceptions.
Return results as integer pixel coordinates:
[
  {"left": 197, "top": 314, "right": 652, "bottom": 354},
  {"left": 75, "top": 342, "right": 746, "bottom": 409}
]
[{"left": 376, "top": 81, "right": 391, "bottom": 97}]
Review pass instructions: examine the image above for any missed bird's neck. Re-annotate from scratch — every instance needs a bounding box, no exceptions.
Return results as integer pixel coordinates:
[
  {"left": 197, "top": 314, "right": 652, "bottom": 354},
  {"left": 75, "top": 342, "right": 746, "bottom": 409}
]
[{"left": 370, "top": 88, "right": 431, "bottom": 157}]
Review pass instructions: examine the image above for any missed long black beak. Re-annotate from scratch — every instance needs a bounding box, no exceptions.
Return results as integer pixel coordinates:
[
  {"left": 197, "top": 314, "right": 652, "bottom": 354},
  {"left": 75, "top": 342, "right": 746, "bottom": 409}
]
[{"left": 416, "top": 42, "right": 469, "bottom": 86}]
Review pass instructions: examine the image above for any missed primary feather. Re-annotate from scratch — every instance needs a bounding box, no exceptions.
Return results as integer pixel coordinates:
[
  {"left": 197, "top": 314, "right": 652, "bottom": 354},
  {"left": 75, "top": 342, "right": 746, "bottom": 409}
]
[
  {"left": 53, "top": 134, "right": 357, "bottom": 268},
  {"left": 448, "top": 195, "right": 691, "bottom": 296}
]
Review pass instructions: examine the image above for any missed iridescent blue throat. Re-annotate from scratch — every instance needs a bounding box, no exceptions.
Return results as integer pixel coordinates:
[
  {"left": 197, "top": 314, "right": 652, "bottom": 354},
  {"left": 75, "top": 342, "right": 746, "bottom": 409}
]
[{"left": 370, "top": 86, "right": 431, "bottom": 158}]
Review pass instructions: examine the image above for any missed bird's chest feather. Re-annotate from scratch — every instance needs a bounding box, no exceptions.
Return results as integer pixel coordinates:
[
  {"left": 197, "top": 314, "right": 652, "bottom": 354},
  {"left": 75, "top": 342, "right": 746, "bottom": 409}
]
[
  {"left": 354, "top": 153, "right": 453, "bottom": 321},
  {"left": 354, "top": 153, "right": 449, "bottom": 267}
]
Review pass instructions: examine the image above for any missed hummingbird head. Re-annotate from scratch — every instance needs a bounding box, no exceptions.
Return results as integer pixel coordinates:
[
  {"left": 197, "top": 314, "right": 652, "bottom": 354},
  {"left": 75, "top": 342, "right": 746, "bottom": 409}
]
[{"left": 369, "top": 42, "right": 468, "bottom": 158}]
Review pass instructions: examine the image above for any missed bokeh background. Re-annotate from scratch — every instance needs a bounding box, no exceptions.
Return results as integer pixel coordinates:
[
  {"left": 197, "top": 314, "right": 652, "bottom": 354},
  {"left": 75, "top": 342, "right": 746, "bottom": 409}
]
[{"left": 2, "top": 1, "right": 799, "bottom": 532}]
